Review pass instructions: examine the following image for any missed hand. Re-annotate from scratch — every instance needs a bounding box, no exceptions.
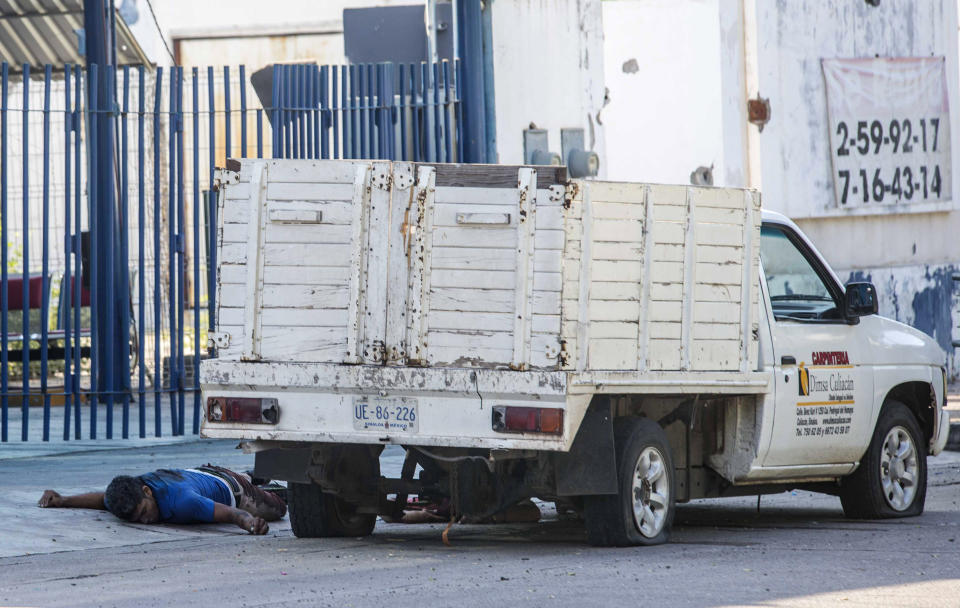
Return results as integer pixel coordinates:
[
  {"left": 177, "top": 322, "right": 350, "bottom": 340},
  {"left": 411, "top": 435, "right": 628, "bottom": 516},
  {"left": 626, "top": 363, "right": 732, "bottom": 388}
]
[
  {"left": 240, "top": 513, "right": 269, "bottom": 535},
  {"left": 38, "top": 490, "right": 64, "bottom": 508}
]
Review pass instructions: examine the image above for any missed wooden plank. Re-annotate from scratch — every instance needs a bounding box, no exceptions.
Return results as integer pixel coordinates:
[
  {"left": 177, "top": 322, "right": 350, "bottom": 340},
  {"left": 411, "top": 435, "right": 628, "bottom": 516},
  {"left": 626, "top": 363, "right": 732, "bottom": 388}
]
[
  {"left": 693, "top": 322, "right": 741, "bottom": 341},
  {"left": 346, "top": 164, "right": 370, "bottom": 363},
  {"left": 589, "top": 321, "right": 639, "bottom": 339},
  {"left": 638, "top": 185, "right": 654, "bottom": 371},
  {"left": 224, "top": 182, "right": 252, "bottom": 202},
  {"left": 651, "top": 221, "right": 686, "bottom": 245},
  {"left": 586, "top": 181, "right": 647, "bottom": 204},
  {"left": 533, "top": 229, "right": 565, "bottom": 251},
  {"left": 426, "top": 163, "right": 566, "bottom": 189},
  {"left": 591, "top": 260, "right": 642, "bottom": 282},
  {"left": 652, "top": 243, "right": 685, "bottom": 262},
  {"left": 649, "top": 301, "right": 682, "bottom": 322},
  {"left": 646, "top": 184, "right": 688, "bottom": 207},
  {"left": 647, "top": 338, "right": 682, "bottom": 370},
  {"left": 576, "top": 183, "right": 593, "bottom": 371},
  {"left": 533, "top": 272, "right": 562, "bottom": 292},
  {"left": 223, "top": 200, "right": 355, "bottom": 225},
  {"left": 221, "top": 265, "right": 350, "bottom": 286},
  {"left": 223, "top": 285, "right": 351, "bottom": 309},
  {"left": 220, "top": 307, "right": 350, "bottom": 328},
  {"left": 649, "top": 321, "right": 681, "bottom": 340},
  {"left": 690, "top": 185, "right": 746, "bottom": 209},
  {"left": 264, "top": 243, "right": 353, "bottom": 268},
  {"left": 694, "top": 282, "right": 740, "bottom": 303},
  {"left": 222, "top": 222, "right": 353, "bottom": 245},
  {"left": 695, "top": 244, "right": 741, "bottom": 264},
  {"left": 690, "top": 340, "right": 741, "bottom": 371},
  {"left": 592, "top": 241, "right": 642, "bottom": 262},
  {"left": 591, "top": 200, "right": 646, "bottom": 220},
  {"left": 385, "top": 162, "right": 415, "bottom": 363},
  {"left": 433, "top": 226, "right": 517, "bottom": 249},
  {"left": 695, "top": 262, "right": 742, "bottom": 285},
  {"left": 532, "top": 314, "right": 561, "bottom": 335},
  {"left": 431, "top": 269, "right": 515, "bottom": 290},
  {"left": 588, "top": 338, "right": 638, "bottom": 370},
  {"left": 694, "top": 301, "right": 740, "bottom": 323},
  {"left": 430, "top": 310, "right": 513, "bottom": 332},
  {"left": 649, "top": 282, "right": 683, "bottom": 301},
  {"left": 243, "top": 162, "right": 269, "bottom": 361},
  {"left": 651, "top": 204, "right": 685, "bottom": 222},
  {"left": 431, "top": 247, "right": 562, "bottom": 273},
  {"left": 514, "top": 167, "right": 537, "bottom": 369},
  {"left": 427, "top": 345, "right": 514, "bottom": 367},
  {"left": 266, "top": 182, "right": 358, "bottom": 202},
  {"left": 362, "top": 161, "right": 393, "bottom": 363},
  {"left": 592, "top": 218, "right": 642, "bottom": 243},
  {"left": 265, "top": 159, "right": 366, "bottom": 183},
  {"left": 427, "top": 329, "right": 514, "bottom": 350},
  {"left": 429, "top": 288, "right": 560, "bottom": 314},
  {"left": 648, "top": 260, "right": 684, "bottom": 283},
  {"left": 589, "top": 300, "right": 641, "bottom": 322},
  {"left": 406, "top": 166, "right": 436, "bottom": 364},
  {"left": 697, "top": 206, "right": 744, "bottom": 224},
  {"left": 697, "top": 223, "right": 743, "bottom": 247}
]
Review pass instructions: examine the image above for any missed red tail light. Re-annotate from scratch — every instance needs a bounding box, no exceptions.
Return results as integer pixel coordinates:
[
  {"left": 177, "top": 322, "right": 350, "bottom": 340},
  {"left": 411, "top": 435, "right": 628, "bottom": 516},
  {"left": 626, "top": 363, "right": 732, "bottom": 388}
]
[
  {"left": 492, "top": 406, "right": 563, "bottom": 435},
  {"left": 207, "top": 397, "right": 279, "bottom": 424}
]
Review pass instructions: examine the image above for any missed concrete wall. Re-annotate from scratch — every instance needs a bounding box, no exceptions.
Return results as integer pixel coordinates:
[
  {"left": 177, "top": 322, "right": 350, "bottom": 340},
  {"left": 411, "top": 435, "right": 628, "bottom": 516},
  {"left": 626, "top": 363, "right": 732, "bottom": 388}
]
[{"left": 487, "top": 0, "right": 606, "bottom": 169}]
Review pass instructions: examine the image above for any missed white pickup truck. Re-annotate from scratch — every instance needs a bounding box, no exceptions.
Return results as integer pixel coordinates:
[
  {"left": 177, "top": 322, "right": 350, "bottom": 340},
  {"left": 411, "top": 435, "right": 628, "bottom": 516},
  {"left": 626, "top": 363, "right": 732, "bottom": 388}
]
[{"left": 200, "top": 159, "right": 950, "bottom": 546}]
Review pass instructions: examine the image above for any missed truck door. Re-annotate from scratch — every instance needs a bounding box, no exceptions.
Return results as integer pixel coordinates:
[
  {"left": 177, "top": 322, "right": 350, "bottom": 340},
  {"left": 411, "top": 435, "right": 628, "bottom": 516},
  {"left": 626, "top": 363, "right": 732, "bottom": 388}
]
[{"left": 760, "top": 223, "right": 874, "bottom": 466}]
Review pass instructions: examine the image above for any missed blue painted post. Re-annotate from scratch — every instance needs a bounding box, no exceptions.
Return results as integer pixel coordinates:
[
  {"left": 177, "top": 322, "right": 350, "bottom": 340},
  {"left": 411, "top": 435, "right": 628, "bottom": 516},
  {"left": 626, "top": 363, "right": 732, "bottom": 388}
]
[
  {"left": 102, "top": 65, "right": 115, "bottom": 440},
  {"left": 119, "top": 66, "right": 131, "bottom": 439},
  {"left": 41, "top": 65, "right": 52, "bottom": 441},
  {"left": 385, "top": 63, "right": 395, "bottom": 160},
  {"left": 168, "top": 68, "right": 180, "bottom": 435},
  {"left": 432, "top": 62, "right": 442, "bottom": 163},
  {"left": 399, "top": 64, "right": 407, "bottom": 161},
  {"left": 454, "top": 59, "right": 465, "bottom": 162},
  {"left": 410, "top": 64, "right": 420, "bottom": 162},
  {"left": 152, "top": 67, "right": 163, "bottom": 437},
  {"left": 62, "top": 65, "right": 73, "bottom": 440},
  {"left": 304, "top": 65, "right": 312, "bottom": 159},
  {"left": 137, "top": 65, "right": 146, "bottom": 438},
  {"left": 207, "top": 67, "right": 215, "bottom": 192},
  {"left": 442, "top": 61, "right": 453, "bottom": 163},
  {"left": 341, "top": 66, "right": 349, "bottom": 159},
  {"left": 193, "top": 67, "right": 201, "bottom": 434},
  {"left": 271, "top": 65, "right": 280, "bottom": 158},
  {"left": 358, "top": 64, "right": 367, "bottom": 159},
  {"left": 256, "top": 109, "right": 263, "bottom": 158},
  {"left": 223, "top": 66, "right": 231, "bottom": 162},
  {"left": 21, "top": 64, "right": 30, "bottom": 441},
  {"left": 332, "top": 67, "right": 339, "bottom": 159},
  {"left": 89, "top": 64, "right": 100, "bottom": 440},
  {"left": 457, "top": 0, "right": 487, "bottom": 163},
  {"left": 72, "top": 66, "right": 82, "bottom": 439},
  {"left": 0, "top": 62, "right": 6, "bottom": 442},
  {"left": 285, "top": 65, "right": 293, "bottom": 159},
  {"left": 175, "top": 67, "right": 186, "bottom": 436},
  {"left": 345, "top": 65, "right": 354, "bottom": 158},
  {"left": 239, "top": 65, "right": 248, "bottom": 158},
  {"left": 367, "top": 64, "right": 376, "bottom": 158},
  {"left": 421, "top": 62, "right": 431, "bottom": 162},
  {"left": 320, "top": 66, "right": 329, "bottom": 159}
]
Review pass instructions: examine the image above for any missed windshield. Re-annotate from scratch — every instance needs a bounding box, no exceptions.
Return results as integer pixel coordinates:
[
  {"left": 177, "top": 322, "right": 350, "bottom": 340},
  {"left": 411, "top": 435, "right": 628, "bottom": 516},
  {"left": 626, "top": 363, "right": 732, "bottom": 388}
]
[{"left": 760, "top": 225, "right": 841, "bottom": 320}]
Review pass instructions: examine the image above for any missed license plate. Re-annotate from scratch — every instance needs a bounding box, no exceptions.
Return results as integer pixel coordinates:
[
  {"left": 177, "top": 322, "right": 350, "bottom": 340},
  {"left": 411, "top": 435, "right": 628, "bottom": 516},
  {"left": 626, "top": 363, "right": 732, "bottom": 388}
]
[{"left": 352, "top": 396, "right": 419, "bottom": 433}]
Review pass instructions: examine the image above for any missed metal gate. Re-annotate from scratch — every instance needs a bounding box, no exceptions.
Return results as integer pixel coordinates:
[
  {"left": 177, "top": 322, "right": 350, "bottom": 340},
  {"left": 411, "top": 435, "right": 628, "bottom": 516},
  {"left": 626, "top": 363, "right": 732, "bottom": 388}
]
[{"left": 0, "top": 60, "right": 462, "bottom": 442}]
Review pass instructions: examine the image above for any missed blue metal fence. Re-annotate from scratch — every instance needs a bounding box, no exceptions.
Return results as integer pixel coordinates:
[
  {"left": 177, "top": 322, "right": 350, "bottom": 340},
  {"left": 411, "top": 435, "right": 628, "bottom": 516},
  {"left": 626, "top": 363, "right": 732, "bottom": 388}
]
[{"left": 0, "top": 60, "right": 462, "bottom": 442}]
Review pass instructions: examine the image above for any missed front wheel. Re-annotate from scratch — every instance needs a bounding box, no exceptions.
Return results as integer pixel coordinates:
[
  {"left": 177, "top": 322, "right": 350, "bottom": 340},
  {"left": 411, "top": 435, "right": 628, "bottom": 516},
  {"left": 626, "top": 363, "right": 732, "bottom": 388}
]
[
  {"left": 584, "top": 417, "right": 676, "bottom": 546},
  {"left": 288, "top": 482, "right": 377, "bottom": 538},
  {"left": 840, "top": 400, "right": 927, "bottom": 519}
]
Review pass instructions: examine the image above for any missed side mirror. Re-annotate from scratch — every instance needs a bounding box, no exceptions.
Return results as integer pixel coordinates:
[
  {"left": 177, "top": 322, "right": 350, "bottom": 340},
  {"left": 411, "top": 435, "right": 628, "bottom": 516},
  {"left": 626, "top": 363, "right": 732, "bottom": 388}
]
[{"left": 845, "top": 282, "right": 878, "bottom": 318}]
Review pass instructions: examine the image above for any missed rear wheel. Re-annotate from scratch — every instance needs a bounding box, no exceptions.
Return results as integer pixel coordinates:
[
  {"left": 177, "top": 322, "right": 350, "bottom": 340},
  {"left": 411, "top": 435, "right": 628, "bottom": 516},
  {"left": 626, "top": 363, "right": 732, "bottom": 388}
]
[
  {"left": 840, "top": 400, "right": 927, "bottom": 519},
  {"left": 584, "top": 417, "right": 675, "bottom": 546},
  {"left": 288, "top": 482, "right": 377, "bottom": 538}
]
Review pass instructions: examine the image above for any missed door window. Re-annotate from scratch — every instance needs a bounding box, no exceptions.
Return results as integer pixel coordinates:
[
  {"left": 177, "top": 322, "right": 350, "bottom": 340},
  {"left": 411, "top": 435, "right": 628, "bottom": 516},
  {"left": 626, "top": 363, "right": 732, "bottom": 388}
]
[{"left": 760, "top": 225, "right": 842, "bottom": 321}]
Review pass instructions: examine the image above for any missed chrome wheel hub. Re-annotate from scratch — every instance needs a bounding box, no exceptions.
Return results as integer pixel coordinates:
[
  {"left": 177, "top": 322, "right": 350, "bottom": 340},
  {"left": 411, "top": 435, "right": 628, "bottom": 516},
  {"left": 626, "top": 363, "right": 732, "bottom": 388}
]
[
  {"left": 880, "top": 426, "right": 918, "bottom": 511},
  {"left": 631, "top": 446, "right": 669, "bottom": 538}
]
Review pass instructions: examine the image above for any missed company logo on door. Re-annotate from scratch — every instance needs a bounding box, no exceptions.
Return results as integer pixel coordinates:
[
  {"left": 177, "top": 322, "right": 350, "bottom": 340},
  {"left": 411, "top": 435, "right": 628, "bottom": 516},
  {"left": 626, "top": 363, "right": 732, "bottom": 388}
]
[{"left": 795, "top": 351, "right": 855, "bottom": 439}]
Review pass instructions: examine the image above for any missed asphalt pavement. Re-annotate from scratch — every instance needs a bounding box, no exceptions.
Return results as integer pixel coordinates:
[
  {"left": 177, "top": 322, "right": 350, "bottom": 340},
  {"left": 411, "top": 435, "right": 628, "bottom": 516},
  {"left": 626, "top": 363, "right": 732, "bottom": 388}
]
[{"left": 0, "top": 438, "right": 958, "bottom": 607}]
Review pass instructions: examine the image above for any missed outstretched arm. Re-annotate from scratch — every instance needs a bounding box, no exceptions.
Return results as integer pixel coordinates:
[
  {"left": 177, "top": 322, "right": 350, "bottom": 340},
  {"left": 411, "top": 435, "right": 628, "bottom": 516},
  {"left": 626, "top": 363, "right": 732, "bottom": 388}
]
[
  {"left": 38, "top": 490, "right": 106, "bottom": 510},
  {"left": 213, "top": 502, "right": 268, "bottom": 535}
]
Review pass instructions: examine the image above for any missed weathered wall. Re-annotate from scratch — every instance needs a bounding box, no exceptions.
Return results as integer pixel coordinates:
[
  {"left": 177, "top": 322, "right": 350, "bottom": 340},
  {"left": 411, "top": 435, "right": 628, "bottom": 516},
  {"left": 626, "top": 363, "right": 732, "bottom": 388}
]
[{"left": 488, "top": 0, "right": 607, "bottom": 169}]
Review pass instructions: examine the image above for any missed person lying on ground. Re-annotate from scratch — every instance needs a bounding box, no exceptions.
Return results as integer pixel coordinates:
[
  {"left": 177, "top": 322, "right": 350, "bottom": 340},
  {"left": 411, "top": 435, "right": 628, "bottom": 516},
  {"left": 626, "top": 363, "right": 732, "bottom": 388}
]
[{"left": 37, "top": 464, "right": 286, "bottom": 535}]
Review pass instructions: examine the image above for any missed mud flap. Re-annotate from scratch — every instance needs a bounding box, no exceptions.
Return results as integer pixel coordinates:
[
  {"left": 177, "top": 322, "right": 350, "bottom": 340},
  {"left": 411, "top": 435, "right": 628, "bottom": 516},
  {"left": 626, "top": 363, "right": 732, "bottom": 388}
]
[
  {"left": 254, "top": 447, "right": 313, "bottom": 483},
  {"left": 553, "top": 396, "right": 618, "bottom": 496}
]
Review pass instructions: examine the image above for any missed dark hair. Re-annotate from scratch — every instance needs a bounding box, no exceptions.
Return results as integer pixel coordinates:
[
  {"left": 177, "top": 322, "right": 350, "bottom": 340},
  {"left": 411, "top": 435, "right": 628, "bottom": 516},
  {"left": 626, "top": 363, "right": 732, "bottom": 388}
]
[{"left": 104, "top": 475, "right": 146, "bottom": 521}]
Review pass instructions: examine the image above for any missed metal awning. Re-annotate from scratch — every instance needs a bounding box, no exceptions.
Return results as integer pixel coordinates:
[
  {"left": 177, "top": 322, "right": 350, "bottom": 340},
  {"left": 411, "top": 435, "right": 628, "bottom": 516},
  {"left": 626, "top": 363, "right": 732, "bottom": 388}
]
[{"left": 0, "top": 0, "right": 150, "bottom": 72}]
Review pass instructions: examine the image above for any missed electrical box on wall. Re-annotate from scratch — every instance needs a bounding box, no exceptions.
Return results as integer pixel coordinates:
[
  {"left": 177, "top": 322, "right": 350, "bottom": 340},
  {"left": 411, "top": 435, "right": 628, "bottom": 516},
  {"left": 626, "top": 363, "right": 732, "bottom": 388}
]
[{"left": 561, "top": 128, "right": 600, "bottom": 178}]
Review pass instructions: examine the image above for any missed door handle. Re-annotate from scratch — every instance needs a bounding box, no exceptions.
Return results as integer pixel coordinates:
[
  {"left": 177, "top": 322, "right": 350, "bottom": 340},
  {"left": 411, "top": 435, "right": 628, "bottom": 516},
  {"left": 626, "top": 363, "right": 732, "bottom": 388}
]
[{"left": 781, "top": 356, "right": 796, "bottom": 365}]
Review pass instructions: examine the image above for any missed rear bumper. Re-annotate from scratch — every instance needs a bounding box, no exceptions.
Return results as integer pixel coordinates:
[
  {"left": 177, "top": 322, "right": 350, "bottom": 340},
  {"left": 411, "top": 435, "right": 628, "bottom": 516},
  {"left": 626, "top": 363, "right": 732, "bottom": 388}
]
[{"left": 200, "top": 360, "right": 573, "bottom": 451}]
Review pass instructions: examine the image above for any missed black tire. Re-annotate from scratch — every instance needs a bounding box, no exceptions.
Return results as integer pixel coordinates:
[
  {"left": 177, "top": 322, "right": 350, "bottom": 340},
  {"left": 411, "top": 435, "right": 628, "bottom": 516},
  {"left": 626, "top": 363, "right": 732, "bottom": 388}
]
[
  {"left": 584, "top": 417, "right": 676, "bottom": 547},
  {"left": 840, "top": 400, "right": 927, "bottom": 519},
  {"left": 288, "top": 482, "right": 377, "bottom": 538}
]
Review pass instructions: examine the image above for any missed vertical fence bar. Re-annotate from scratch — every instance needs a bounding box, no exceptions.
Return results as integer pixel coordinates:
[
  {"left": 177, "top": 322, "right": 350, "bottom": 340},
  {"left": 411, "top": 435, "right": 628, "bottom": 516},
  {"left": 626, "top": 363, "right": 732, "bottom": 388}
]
[
  {"left": 367, "top": 64, "right": 376, "bottom": 158},
  {"left": 176, "top": 67, "right": 186, "bottom": 435},
  {"left": 410, "top": 64, "right": 420, "bottom": 162},
  {"left": 398, "top": 64, "right": 407, "bottom": 161},
  {"left": 256, "top": 109, "right": 263, "bottom": 158},
  {"left": 1, "top": 62, "right": 7, "bottom": 442},
  {"left": 285, "top": 66, "right": 293, "bottom": 159},
  {"left": 40, "top": 66, "right": 51, "bottom": 440},
  {"left": 330, "top": 66, "right": 340, "bottom": 158},
  {"left": 343, "top": 66, "right": 351, "bottom": 158},
  {"left": 137, "top": 65, "right": 146, "bottom": 437},
  {"left": 72, "top": 65, "right": 81, "bottom": 439},
  {"left": 300, "top": 64, "right": 308, "bottom": 159},
  {"left": 89, "top": 64, "right": 99, "bottom": 439},
  {"left": 103, "top": 65, "right": 115, "bottom": 440},
  {"left": 193, "top": 67, "right": 200, "bottom": 433},
  {"left": 304, "top": 65, "right": 313, "bottom": 159},
  {"left": 271, "top": 65, "right": 280, "bottom": 158},
  {"left": 320, "top": 66, "right": 328, "bottom": 159},
  {"left": 455, "top": 59, "right": 465, "bottom": 163},
  {"left": 223, "top": 66, "right": 231, "bottom": 163},
  {"left": 62, "top": 65, "right": 73, "bottom": 440},
  {"left": 358, "top": 64, "right": 367, "bottom": 159},
  {"left": 168, "top": 68, "right": 179, "bottom": 435},
  {"left": 375, "top": 64, "right": 384, "bottom": 160},
  {"left": 385, "top": 63, "right": 395, "bottom": 160},
  {"left": 207, "top": 66, "right": 215, "bottom": 192},
  {"left": 119, "top": 66, "right": 131, "bottom": 439},
  {"left": 432, "top": 62, "right": 442, "bottom": 164},
  {"left": 239, "top": 65, "right": 247, "bottom": 158},
  {"left": 153, "top": 67, "right": 163, "bottom": 437},
  {"left": 20, "top": 64, "right": 30, "bottom": 440},
  {"left": 442, "top": 61, "right": 453, "bottom": 163}
]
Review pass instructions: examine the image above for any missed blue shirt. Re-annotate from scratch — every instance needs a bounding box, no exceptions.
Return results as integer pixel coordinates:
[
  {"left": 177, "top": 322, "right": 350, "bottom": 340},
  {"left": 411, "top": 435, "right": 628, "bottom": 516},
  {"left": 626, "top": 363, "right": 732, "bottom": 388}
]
[{"left": 140, "top": 469, "right": 232, "bottom": 523}]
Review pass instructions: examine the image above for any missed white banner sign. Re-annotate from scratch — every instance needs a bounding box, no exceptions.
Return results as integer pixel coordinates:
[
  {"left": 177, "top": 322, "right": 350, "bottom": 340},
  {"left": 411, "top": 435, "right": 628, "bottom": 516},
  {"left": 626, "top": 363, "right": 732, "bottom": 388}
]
[{"left": 823, "top": 57, "right": 951, "bottom": 209}]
